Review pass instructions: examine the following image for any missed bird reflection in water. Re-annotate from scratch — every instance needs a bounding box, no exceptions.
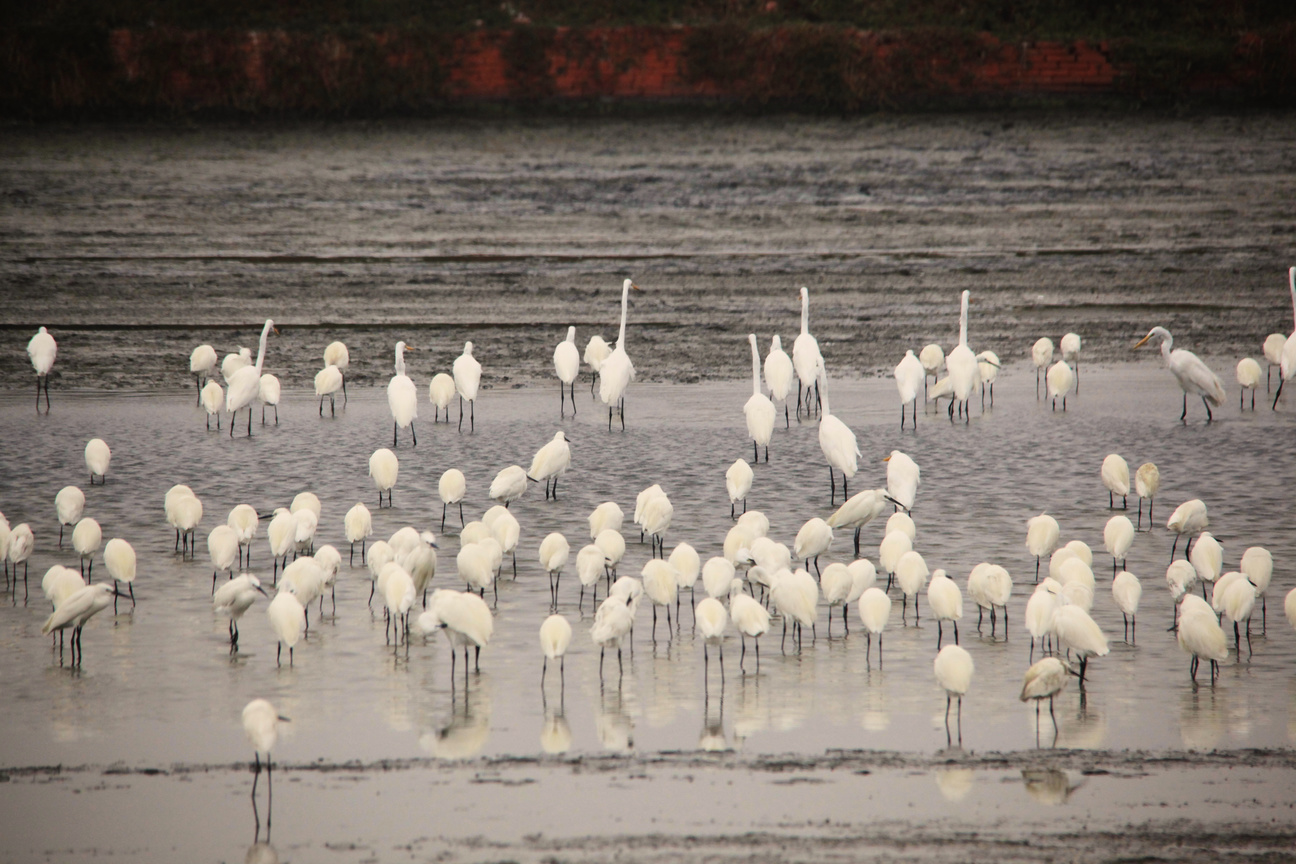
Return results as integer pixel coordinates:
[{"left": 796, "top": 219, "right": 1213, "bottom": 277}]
[
  {"left": 699, "top": 685, "right": 729, "bottom": 752},
  {"left": 422, "top": 678, "right": 491, "bottom": 760},
  {"left": 597, "top": 683, "right": 634, "bottom": 752},
  {"left": 1021, "top": 769, "right": 1083, "bottom": 805}
]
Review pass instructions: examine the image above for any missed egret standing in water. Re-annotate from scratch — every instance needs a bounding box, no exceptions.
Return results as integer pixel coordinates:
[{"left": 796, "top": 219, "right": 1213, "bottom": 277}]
[
  {"left": 726, "top": 459, "right": 752, "bottom": 519},
  {"left": 324, "top": 340, "right": 350, "bottom": 404},
  {"left": 1134, "top": 327, "right": 1225, "bottom": 421},
  {"left": 27, "top": 326, "right": 57, "bottom": 411},
  {"left": 1135, "top": 462, "right": 1160, "bottom": 531},
  {"left": 1031, "top": 337, "right": 1053, "bottom": 398},
  {"left": 554, "top": 326, "right": 580, "bottom": 417},
  {"left": 527, "top": 431, "right": 571, "bottom": 501},
  {"left": 894, "top": 349, "right": 924, "bottom": 429},
  {"left": 600, "top": 279, "right": 640, "bottom": 431},
  {"left": 1060, "top": 332, "right": 1082, "bottom": 391},
  {"left": 454, "top": 341, "right": 482, "bottom": 432},
  {"left": 85, "top": 438, "right": 111, "bottom": 485},
  {"left": 190, "top": 344, "right": 217, "bottom": 403},
  {"left": 744, "top": 334, "right": 776, "bottom": 462},
  {"left": 1020, "top": 657, "right": 1067, "bottom": 746},
  {"left": 242, "top": 698, "right": 289, "bottom": 802},
  {"left": 539, "top": 614, "right": 572, "bottom": 688},
  {"left": 793, "top": 287, "right": 823, "bottom": 417},
  {"left": 764, "top": 335, "right": 795, "bottom": 427},
  {"left": 934, "top": 644, "right": 973, "bottom": 745},
  {"left": 388, "top": 341, "right": 418, "bottom": 446},
  {"left": 816, "top": 361, "right": 859, "bottom": 506},
  {"left": 226, "top": 319, "right": 277, "bottom": 437},
  {"left": 1101, "top": 454, "right": 1129, "bottom": 509},
  {"left": 369, "top": 448, "right": 398, "bottom": 508}
]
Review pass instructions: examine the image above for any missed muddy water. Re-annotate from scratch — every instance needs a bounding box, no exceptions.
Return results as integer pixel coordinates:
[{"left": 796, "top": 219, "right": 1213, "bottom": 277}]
[{"left": 2, "top": 116, "right": 1296, "bottom": 861}]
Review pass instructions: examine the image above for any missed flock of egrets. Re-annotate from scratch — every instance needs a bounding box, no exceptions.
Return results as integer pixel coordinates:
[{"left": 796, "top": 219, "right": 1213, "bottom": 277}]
[{"left": 7, "top": 267, "right": 1296, "bottom": 775}]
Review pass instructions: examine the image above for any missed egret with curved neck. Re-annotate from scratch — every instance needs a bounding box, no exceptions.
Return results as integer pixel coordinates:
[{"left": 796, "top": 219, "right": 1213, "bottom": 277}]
[
  {"left": 226, "top": 319, "right": 276, "bottom": 437},
  {"left": 744, "top": 334, "right": 776, "bottom": 462},
  {"left": 599, "top": 278, "right": 640, "bottom": 430},
  {"left": 1134, "top": 326, "right": 1225, "bottom": 422}
]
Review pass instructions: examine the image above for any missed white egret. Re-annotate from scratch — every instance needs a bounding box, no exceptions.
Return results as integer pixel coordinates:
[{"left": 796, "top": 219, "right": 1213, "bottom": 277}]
[
  {"left": 1031, "top": 337, "right": 1054, "bottom": 398},
  {"left": 1135, "top": 462, "right": 1160, "bottom": 530},
  {"left": 1134, "top": 327, "right": 1225, "bottom": 421},
  {"left": 934, "top": 644, "right": 973, "bottom": 742},
  {"left": 744, "top": 334, "right": 776, "bottom": 462},
  {"left": 819, "top": 562, "right": 852, "bottom": 635},
  {"left": 453, "top": 341, "right": 482, "bottom": 432},
  {"left": 887, "top": 510, "right": 916, "bottom": 541},
  {"left": 314, "top": 364, "right": 343, "bottom": 416},
  {"left": 42, "top": 583, "right": 119, "bottom": 665},
  {"left": 793, "top": 517, "right": 833, "bottom": 575},
  {"left": 215, "top": 574, "right": 268, "bottom": 649},
  {"left": 765, "top": 334, "right": 795, "bottom": 427},
  {"left": 641, "top": 492, "right": 674, "bottom": 559},
  {"left": 258, "top": 373, "right": 280, "bottom": 425},
  {"left": 485, "top": 505, "right": 520, "bottom": 578},
  {"left": 591, "top": 594, "right": 634, "bottom": 677},
  {"left": 190, "top": 343, "right": 217, "bottom": 402},
  {"left": 323, "top": 340, "right": 350, "bottom": 404},
  {"left": 595, "top": 529, "right": 626, "bottom": 581},
  {"left": 201, "top": 380, "right": 224, "bottom": 429},
  {"left": 576, "top": 544, "right": 606, "bottom": 610},
  {"left": 668, "top": 542, "right": 700, "bottom": 614},
  {"left": 599, "top": 279, "right": 641, "bottom": 430},
  {"left": 896, "top": 549, "right": 928, "bottom": 623},
  {"left": 1166, "top": 498, "right": 1208, "bottom": 561},
  {"left": 1189, "top": 531, "right": 1223, "bottom": 597},
  {"left": 642, "top": 559, "right": 679, "bottom": 640},
  {"left": 1060, "top": 332, "right": 1082, "bottom": 390},
  {"left": 207, "top": 524, "right": 239, "bottom": 593},
  {"left": 792, "top": 287, "right": 823, "bottom": 417},
  {"left": 539, "top": 614, "right": 573, "bottom": 687},
  {"left": 70, "top": 517, "right": 100, "bottom": 579},
  {"left": 103, "top": 537, "right": 136, "bottom": 612},
  {"left": 1046, "top": 360, "right": 1074, "bottom": 411},
  {"left": 696, "top": 596, "right": 729, "bottom": 679},
  {"left": 726, "top": 458, "right": 753, "bottom": 518},
  {"left": 1112, "top": 570, "right": 1141, "bottom": 643},
  {"left": 225, "top": 320, "right": 276, "bottom": 437},
  {"left": 457, "top": 542, "right": 496, "bottom": 604},
  {"left": 429, "top": 372, "right": 456, "bottom": 422},
  {"left": 267, "top": 508, "right": 296, "bottom": 579},
  {"left": 55, "top": 485, "right": 84, "bottom": 548},
  {"left": 381, "top": 562, "right": 416, "bottom": 643},
  {"left": 885, "top": 450, "right": 920, "bottom": 511},
  {"left": 702, "top": 556, "right": 735, "bottom": 600},
  {"left": 894, "top": 349, "right": 924, "bottom": 428},
  {"left": 1240, "top": 547, "right": 1273, "bottom": 632},
  {"left": 588, "top": 501, "right": 624, "bottom": 539},
  {"left": 1272, "top": 267, "right": 1296, "bottom": 408},
  {"left": 1165, "top": 559, "right": 1198, "bottom": 631},
  {"left": 388, "top": 341, "right": 418, "bottom": 446},
  {"left": 85, "top": 438, "right": 110, "bottom": 485},
  {"left": 242, "top": 699, "right": 289, "bottom": 781},
  {"left": 1264, "top": 331, "right": 1287, "bottom": 390},
  {"left": 944, "top": 290, "right": 979, "bottom": 420},
  {"left": 222, "top": 346, "right": 251, "bottom": 382},
  {"left": 368, "top": 448, "right": 398, "bottom": 508},
  {"left": 858, "top": 586, "right": 891, "bottom": 668},
  {"left": 878, "top": 530, "right": 912, "bottom": 591},
  {"left": 554, "top": 326, "right": 580, "bottom": 416},
  {"left": 826, "top": 488, "right": 898, "bottom": 558},
  {"left": 584, "top": 334, "right": 611, "bottom": 396},
  {"left": 919, "top": 343, "right": 945, "bottom": 401},
  {"left": 1177, "top": 594, "right": 1227, "bottom": 683},
  {"left": 1051, "top": 602, "right": 1108, "bottom": 684},
  {"left": 1103, "top": 515, "right": 1134, "bottom": 575},
  {"left": 1025, "top": 580, "right": 1061, "bottom": 662},
  {"left": 528, "top": 431, "right": 571, "bottom": 500},
  {"left": 816, "top": 361, "right": 858, "bottom": 506},
  {"left": 728, "top": 578, "right": 770, "bottom": 672},
  {"left": 426, "top": 589, "right": 494, "bottom": 677},
  {"left": 27, "top": 326, "right": 56, "bottom": 410},
  {"left": 976, "top": 349, "right": 1000, "bottom": 407},
  {"left": 539, "top": 532, "right": 570, "bottom": 608},
  {"left": 1236, "top": 357, "right": 1261, "bottom": 410},
  {"left": 174, "top": 494, "right": 203, "bottom": 560},
  {"left": 490, "top": 465, "right": 529, "bottom": 507},
  {"left": 928, "top": 569, "right": 964, "bottom": 649},
  {"left": 770, "top": 568, "right": 818, "bottom": 652},
  {"left": 343, "top": 502, "right": 372, "bottom": 565},
  {"left": 438, "top": 468, "right": 466, "bottom": 530},
  {"left": 1021, "top": 657, "right": 1068, "bottom": 744},
  {"left": 1101, "top": 453, "right": 1129, "bottom": 509},
  {"left": 1222, "top": 577, "right": 1258, "bottom": 656}
]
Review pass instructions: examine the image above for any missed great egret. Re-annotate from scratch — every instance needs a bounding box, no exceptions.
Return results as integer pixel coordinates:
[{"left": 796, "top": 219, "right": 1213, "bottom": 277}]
[
  {"left": 429, "top": 373, "right": 456, "bottom": 422},
  {"left": 1112, "top": 570, "right": 1141, "bottom": 643},
  {"left": 315, "top": 364, "right": 342, "bottom": 416},
  {"left": 1134, "top": 462, "right": 1159, "bottom": 530},
  {"left": 226, "top": 320, "right": 276, "bottom": 437},
  {"left": 1031, "top": 337, "right": 1054, "bottom": 399},
  {"left": 1273, "top": 267, "right": 1296, "bottom": 408},
  {"left": 945, "top": 290, "right": 979, "bottom": 420},
  {"left": 1046, "top": 360, "right": 1074, "bottom": 411},
  {"left": 103, "top": 537, "right": 137, "bottom": 612},
  {"left": 933, "top": 644, "right": 973, "bottom": 744},
  {"left": 55, "top": 485, "right": 84, "bottom": 547},
  {"left": 528, "top": 431, "right": 571, "bottom": 500},
  {"left": 726, "top": 458, "right": 752, "bottom": 518},
  {"left": 1060, "top": 332, "right": 1082, "bottom": 391},
  {"left": 324, "top": 340, "right": 350, "bottom": 404},
  {"left": 857, "top": 586, "right": 891, "bottom": 668},
  {"left": 27, "top": 326, "right": 56, "bottom": 410},
  {"left": 816, "top": 361, "right": 858, "bottom": 506},
  {"left": 928, "top": 569, "right": 964, "bottom": 649},
  {"left": 222, "top": 347, "right": 251, "bottom": 382},
  {"left": 1134, "top": 327, "right": 1225, "bottom": 421},
  {"left": 894, "top": 349, "right": 924, "bottom": 428},
  {"left": 438, "top": 469, "right": 466, "bottom": 530},
  {"left": 554, "top": 326, "right": 580, "bottom": 416},
  {"left": 201, "top": 380, "right": 224, "bottom": 430},
  {"left": 539, "top": 614, "right": 572, "bottom": 687},
  {"left": 583, "top": 334, "right": 611, "bottom": 396},
  {"left": 453, "top": 341, "right": 482, "bottom": 432},
  {"left": 369, "top": 448, "right": 399, "bottom": 508},
  {"left": 764, "top": 335, "right": 795, "bottom": 427},
  {"left": 344, "top": 502, "right": 372, "bottom": 565},
  {"left": 388, "top": 341, "right": 418, "bottom": 446},
  {"left": 258, "top": 374, "right": 280, "bottom": 425},
  {"left": 1236, "top": 358, "right": 1261, "bottom": 409},
  {"left": 599, "top": 279, "right": 640, "bottom": 430},
  {"left": 215, "top": 574, "right": 268, "bottom": 650},
  {"left": 792, "top": 287, "right": 823, "bottom": 417},
  {"left": 190, "top": 344, "right": 217, "bottom": 403},
  {"left": 1101, "top": 454, "right": 1129, "bottom": 509},
  {"left": 744, "top": 334, "right": 776, "bottom": 462}
]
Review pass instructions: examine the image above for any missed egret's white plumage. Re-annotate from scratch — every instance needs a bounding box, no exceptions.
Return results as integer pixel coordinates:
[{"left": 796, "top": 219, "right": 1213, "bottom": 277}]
[
  {"left": 429, "top": 372, "right": 456, "bottom": 421},
  {"left": 1104, "top": 515, "right": 1134, "bottom": 574},
  {"left": 1240, "top": 547, "right": 1273, "bottom": 630},
  {"left": 696, "top": 596, "right": 729, "bottom": 674},
  {"left": 1060, "top": 332, "right": 1082, "bottom": 388},
  {"left": 595, "top": 528, "right": 626, "bottom": 577},
  {"left": 214, "top": 574, "right": 266, "bottom": 647},
  {"left": 857, "top": 586, "right": 891, "bottom": 667},
  {"left": 314, "top": 364, "right": 343, "bottom": 416},
  {"left": 554, "top": 326, "right": 580, "bottom": 415},
  {"left": 258, "top": 373, "right": 280, "bottom": 425},
  {"left": 1046, "top": 360, "right": 1074, "bottom": 410},
  {"left": 1237, "top": 357, "right": 1262, "bottom": 409},
  {"left": 242, "top": 699, "right": 286, "bottom": 765},
  {"left": 669, "top": 542, "right": 701, "bottom": 601},
  {"left": 1134, "top": 326, "right": 1226, "bottom": 420},
  {"left": 886, "top": 511, "right": 916, "bottom": 542},
  {"left": 387, "top": 341, "right": 418, "bottom": 445},
  {"left": 641, "top": 492, "right": 674, "bottom": 557},
  {"left": 816, "top": 362, "right": 859, "bottom": 505},
  {"left": 1051, "top": 602, "right": 1108, "bottom": 682},
  {"left": 642, "top": 559, "right": 679, "bottom": 638},
  {"left": 1190, "top": 531, "right": 1223, "bottom": 589},
  {"left": 1177, "top": 594, "right": 1228, "bottom": 681},
  {"left": 344, "top": 502, "right": 372, "bottom": 565},
  {"left": 1026, "top": 513, "right": 1061, "bottom": 581},
  {"left": 1112, "top": 570, "right": 1142, "bottom": 641},
  {"left": 584, "top": 334, "right": 611, "bottom": 380},
  {"left": 225, "top": 320, "right": 276, "bottom": 435},
  {"left": 927, "top": 569, "right": 964, "bottom": 648},
  {"left": 884, "top": 450, "right": 920, "bottom": 511},
  {"left": 894, "top": 349, "right": 924, "bottom": 427},
  {"left": 976, "top": 349, "right": 1000, "bottom": 405},
  {"left": 539, "top": 614, "right": 572, "bottom": 683},
  {"left": 1167, "top": 498, "right": 1208, "bottom": 559},
  {"left": 895, "top": 550, "right": 928, "bottom": 621},
  {"left": 793, "top": 518, "right": 833, "bottom": 573},
  {"left": 599, "top": 279, "right": 639, "bottom": 429},
  {"left": 438, "top": 468, "right": 466, "bottom": 530},
  {"left": 588, "top": 501, "right": 624, "bottom": 539},
  {"left": 55, "top": 485, "right": 85, "bottom": 546},
  {"left": 369, "top": 447, "right": 399, "bottom": 507},
  {"left": 944, "top": 290, "right": 979, "bottom": 416},
  {"left": 539, "top": 532, "right": 570, "bottom": 605},
  {"left": 490, "top": 465, "right": 529, "bottom": 507},
  {"left": 201, "top": 380, "right": 224, "bottom": 428},
  {"left": 528, "top": 431, "right": 571, "bottom": 500},
  {"left": 744, "top": 334, "right": 776, "bottom": 462},
  {"left": 267, "top": 589, "right": 306, "bottom": 665},
  {"left": 1135, "top": 462, "right": 1160, "bottom": 530},
  {"left": 28, "top": 326, "right": 57, "bottom": 408},
  {"left": 84, "top": 438, "right": 110, "bottom": 485},
  {"left": 703, "top": 557, "right": 736, "bottom": 599},
  {"left": 70, "top": 518, "right": 101, "bottom": 578},
  {"left": 190, "top": 344, "right": 217, "bottom": 396},
  {"left": 792, "top": 287, "right": 823, "bottom": 416},
  {"left": 765, "top": 334, "right": 795, "bottom": 424},
  {"left": 207, "top": 524, "right": 238, "bottom": 591},
  {"left": 1031, "top": 337, "right": 1054, "bottom": 397},
  {"left": 879, "top": 530, "right": 912, "bottom": 585},
  {"left": 222, "top": 347, "right": 251, "bottom": 382},
  {"left": 726, "top": 459, "right": 753, "bottom": 518},
  {"left": 1101, "top": 454, "right": 1130, "bottom": 508}
]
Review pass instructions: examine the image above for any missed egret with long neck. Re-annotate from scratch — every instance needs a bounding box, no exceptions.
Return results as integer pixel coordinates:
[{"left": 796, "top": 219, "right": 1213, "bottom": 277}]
[
  {"left": 792, "top": 287, "right": 823, "bottom": 418},
  {"left": 744, "top": 334, "right": 776, "bottom": 462},
  {"left": 816, "top": 361, "right": 859, "bottom": 505},
  {"left": 226, "top": 319, "right": 276, "bottom": 437},
  {"left": 1273, "top": 266, "right": 1296, "bottom": 408},
  {"left": 599, "top": 278, "right": 639, "bottom": 430}
]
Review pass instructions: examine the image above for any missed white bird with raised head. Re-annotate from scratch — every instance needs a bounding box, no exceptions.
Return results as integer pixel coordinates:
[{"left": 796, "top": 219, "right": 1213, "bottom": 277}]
[
  {"left": 453, "top": 341, "right": 482, "bottom": 432},
  {"left": 388, "top": 341, "right": 418, "bottom": 446},
  {"left": 792, "top": 287, "right": 823, "bottom": 417},
  {"left": 600, "top": 279, "right": 641, "bottom": 430},
  {"left": 765, "top": 335, "right": 795, "bottom": 427},
  {"left": 554, "top": 326, "right": 580, "bottom": 416},
  {"left": 226, "top": 320, "right": 277, "bottom": 437},
  {"left": 1134, "top": 326, "right": 1225, "bottom": 421}
]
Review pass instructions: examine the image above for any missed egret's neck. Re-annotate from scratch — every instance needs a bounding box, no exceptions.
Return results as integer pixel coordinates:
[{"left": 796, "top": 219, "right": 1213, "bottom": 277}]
[
  {"left": 395, "top": 346, "right": 406, "bottom": 377},
  {"left": 253, "top": 322, "right": 271, "bottom": 374},
  {"left": 818, "top": 372, "right": 831, "bottom": 417},
  {"left": 750, "top": 340, "right": 761, "bottom": 396},
  {"left": 959, "top": 294, "right": 969, "bottom": 348},
  {"left": 800, "top": 291, "right": 809, "bottom": 336},
  {"left": 1160, "top": 335, "right": 1173, "bottom": 364},
  {"left": 617, "top": 282, "right": 630, "bottom": 347}
]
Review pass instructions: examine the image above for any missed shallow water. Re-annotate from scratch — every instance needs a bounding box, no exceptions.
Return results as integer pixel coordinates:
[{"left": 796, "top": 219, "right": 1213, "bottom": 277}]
[{"left": 2, "top": 364, "right": 1294, "bottom": 778}]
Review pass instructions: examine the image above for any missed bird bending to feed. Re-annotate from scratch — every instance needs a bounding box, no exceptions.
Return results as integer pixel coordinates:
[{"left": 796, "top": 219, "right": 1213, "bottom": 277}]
[
  {"left": 490, "top": 465, "right": 529, "bottom": 508},
  {"left": 765, "top": 335, "right": 795, "bottom": 427},
  {"left": 1166, "top": 498, "right": 1208, "bottom": 561},
  {"left": 885, "top": 450, "right": 919, "bottom": 512},
  {"left": 539, "top": 614, "right": 572, "bottom": 687},
  {"left": 1060, "top": 332, "right": 1082, "bottom": 391},
  {"left": 726, "top": 459, "right": 753, "bottom": 519},
  {"left": 1101, "top": 453, "right": 1129, "bottom": 509},
  {"left": 453, "top": 341, "right": 482, "bottom": 432},
  {"left": 315, "top": 364, "right": 343, "bottom": 416},
  {"left": 1046, "top": 360, "right": 1074, "bottom": 411},
  {"left": 1177, "top": 594, "right": 1228, "bottom": 683},
  {"left": 388, "top": 341, "right": 418, "bottom": 446},
  {"left": 744, "top": 334, "right": 776, "bottom": 462},
  {"left": 1031, "top": 337, "right": 1053, "bottom": 399},
  {"left": 934, "top": 644, "right": 973, "bottom": 744},
  {"left": 190, "top": 343, "right": 217, "bottom": 403},
  {"left": 1134, "top": 462, "right": 1160, "bottom": 530},
  {"left": 827, "top": 488, "right": 899, "bottom": 558},
  {"left": 242, "top": 699, "right": 289, "bottom": 787},
  {"left": 894, "top": 349, "right": 924, "bottom": 429},
  {"left": 267, "top": 589, "right": 305, "bottom": 666},
  {"left": 369, "top": 448, "right": 399, "bottom": 508},
  {"left": 528, "top": 431, "right": 572, "bottom": 500},
  {"left": 85, "top": 438, "right": 111, "bottom": 485},
  {"left": 554, "top": 326, "right": 580, "bottom": 416},
  {"left": 1237, "top": 357, "right": 1261, "bottom": 410},
  {"left": 1134, "top": 327, "right": 1225, "bottom": 421},
  {"left": 600, "top": 279, "right": 640, "bottom": 430},
  {"left": 215, "top": 574, "right": 268, "bottom": 650},
  {"left": 42, "top": 583, "right": 121, "bottom": 666},
  {"left": 27, "top": 326, "right": 57, "bottom": 410},
  {"left": 793, "top": 287, "right": 824, "bottom": 417},
  {"left": 1021, "top": 657, "right": 1068, "bottom": 746},
  {"left": 225, "top": 319, "right": 277, "bottom": 437}
]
